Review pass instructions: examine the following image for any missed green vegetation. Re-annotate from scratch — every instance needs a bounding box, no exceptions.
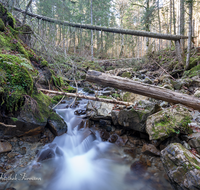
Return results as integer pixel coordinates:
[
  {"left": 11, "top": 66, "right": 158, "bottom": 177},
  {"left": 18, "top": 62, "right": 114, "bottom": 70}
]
[{"left": 121, "top": 72, "right": 132, "bottom": 78}]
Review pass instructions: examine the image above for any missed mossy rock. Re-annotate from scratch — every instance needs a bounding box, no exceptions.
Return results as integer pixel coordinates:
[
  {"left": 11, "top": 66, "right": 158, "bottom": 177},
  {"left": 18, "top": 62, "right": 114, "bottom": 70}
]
[
  {"left": 0, "top": 54, "right": 34, "bottom": 113},
  {"left": 161, "top": 143, "right": 200, "bottom": 189},
  {"left": 146, "top": 104, "right": 192, "bottom": 140},
  {"left": 183, "top": 64, "right": 200, "bottom": 78},
  {"left": 121, "top": 72, "right": 132, "bottom": 78},
  {"left": 0, "top": 18, "right": 5, "bottom": 31},
  {"left": 83, "top": 87, "right": 94, "bottom": 94}
]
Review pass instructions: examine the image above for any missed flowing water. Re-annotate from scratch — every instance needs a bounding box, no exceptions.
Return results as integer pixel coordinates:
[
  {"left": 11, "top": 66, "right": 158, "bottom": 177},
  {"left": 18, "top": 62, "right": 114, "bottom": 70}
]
[{"left": 6, "top": 95, "right": 173, "bottom": 190}]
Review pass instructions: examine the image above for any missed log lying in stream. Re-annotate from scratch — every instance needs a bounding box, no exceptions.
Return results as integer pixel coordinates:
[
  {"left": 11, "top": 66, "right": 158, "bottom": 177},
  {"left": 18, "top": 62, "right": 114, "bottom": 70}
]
[
  {"left": 86, "top": 70, "right": 200, "bottom": 111},
  {"left": 38, "top": 89, "right": 133, "bottom": 106}
]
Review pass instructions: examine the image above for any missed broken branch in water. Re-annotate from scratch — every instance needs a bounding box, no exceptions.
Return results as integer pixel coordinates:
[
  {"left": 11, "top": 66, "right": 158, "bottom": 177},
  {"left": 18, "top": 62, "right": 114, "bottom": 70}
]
[
  {"left": 38, "top": 89, "right": 133, "bottom": 106},
  {"left": 0, "top": 122, "right": 16, "bottom": 128}
]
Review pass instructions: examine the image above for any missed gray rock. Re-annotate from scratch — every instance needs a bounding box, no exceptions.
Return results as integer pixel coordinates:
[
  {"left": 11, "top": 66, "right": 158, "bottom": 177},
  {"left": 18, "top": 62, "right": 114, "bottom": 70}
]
[
  {"left": 86, "top": 101, "right": 114, "bottom": 120},
  {"left": 146, "top": 104, "right": 193, "bottom": 140},
  {"left": 194, "top": 90, "right": 200, "bottom": 98},
  {"left": 161, "top": 143, "right": 200, "bottom": 190},
  {"left": 115, "top": 100, "right": 159, "bottom": 132},
  {"left": 0, "top": 142, "right": 12, "bottom": 153},
  {"left": 188, "top": 134, "right": 200, "bottom": 154},
  {"left": 47, "top": 112, "right": 67, "bottom": 136}
]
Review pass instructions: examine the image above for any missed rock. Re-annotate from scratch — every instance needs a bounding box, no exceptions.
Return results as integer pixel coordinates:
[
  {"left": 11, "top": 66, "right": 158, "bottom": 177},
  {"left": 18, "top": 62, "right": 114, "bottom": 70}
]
[
  {"left": 86, "top": 101, "right": 114, "bottom": 120},
  {"left": 47, "top": 112, "right": 67, "bottom": 136},
  {"left": 146, "top": 104, "right": 193, "bottom": 140},
  {"left": 162, "top": 84, "right": 174, "bottom": 90},
  {"left": 111, "top": 110, "right": 120, "bottom": 125},
  {"left": 0, "top": 114, "right": 45, "bottom": 139},
  {"left": 101, "top": 91, "right": 112, "bottom": 96},
  {"left": 194, "top": 90, "right": 200, "bottom": 98},
  {"left": 124, "top": 148, "right": 137, "bottom": 158},
  {"left": 139, "top": 69, "right": 148, "bottom": 74},
  {"left": 99, "top": 119, "right": 111, "bottom": 127},
  {"left": 188, "top": 134, "right": 200, "bottom": 154},
  {"left": 100, "top": 129, "right": 110, "bottom": 141},
  {"left": 115, "top": 135, "right": 128, "bottom": 146},
  {"left": 130, "top": 160, "right": 147, "bottom": 176},
  {"left": 7, "top": 152, "right": 19, "bottom": 158},
  {"left": 108, "top": 134, "right": 118, "bottom": 143},
  {"left": 37, "top": 148, "right": 55, "bottom": 162},
  {"left": 143, "top": 77, "right": 153, "bottom": 84},
  {"left": 121, "top": 92, "right": 148, "bottom": 102},
  {"left": 171, "top": 79, "right": 183, "bottom": 90},
  {"left": 116, "top": 100, "right": 159, "bottom": 132},
  {"left": 0, "top": 142, "right": 12, "bottom": 153},
  {"left": 161, "top": 143, "right": 200, "bottom": 190},
  {"left": 141, "top": 144, "right": 161, "bottom": 156}
]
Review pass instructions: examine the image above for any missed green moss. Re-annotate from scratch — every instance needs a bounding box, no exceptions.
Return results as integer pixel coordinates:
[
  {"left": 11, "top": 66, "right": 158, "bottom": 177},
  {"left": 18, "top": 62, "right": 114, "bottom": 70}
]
[
  {"left": 41, "top": 59, "right": 48, "bottom": 67},
  {"left": 98, "top": 96, "right": 112, "bottom": 99},
  {"left": 0, "top": 18, "right": 5, "bottom": 31},
  {"left": 183, "top": 64, "right": 200, "bottom": 78},
  {"left": 31, "top": 91, "right": 51, "bottom": 123},
  {"left": 10, "top": 117, "right": 18, "bottom": 122},
  {"left": 51, "top": 95, "right": 63, "bottom": 104},
  {"left": 7, "top": 12, "right": 15, "bottom": 28},
  {"left": 63, "top": 86, "right": 76, "bottom": 93},
  {"left": 0, "top": 54, "right": 34, "bottom": 112},
  {"left": 123, "top": 92, "right": 130, "bottom": 102},
  {"left": 83, "top": 87, "right": 94, "bottom": 94},
  {"left": 121, "top": 72, "right": 132, "bottom": 78},
  {"left": 112, "top": 93, "right": 120, "bottom": 98}
]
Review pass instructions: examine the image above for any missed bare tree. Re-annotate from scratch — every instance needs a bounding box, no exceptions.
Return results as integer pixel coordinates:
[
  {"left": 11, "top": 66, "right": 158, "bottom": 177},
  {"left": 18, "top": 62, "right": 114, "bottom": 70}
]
[
  {"left": 180, "top": 0, "right": 185, "bottom": 48},
  {"left": 186, "top": 0, "right": 193, "bottom": 70},
  {"left": 91, "top": 0, "right": 94, "bottom": 61}
]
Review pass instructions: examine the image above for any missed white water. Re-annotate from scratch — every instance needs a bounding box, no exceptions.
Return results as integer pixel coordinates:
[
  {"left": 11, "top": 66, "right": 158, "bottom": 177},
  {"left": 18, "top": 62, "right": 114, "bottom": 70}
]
[{"left": 7, "top": 97, "right": 173, "bottom": 190}]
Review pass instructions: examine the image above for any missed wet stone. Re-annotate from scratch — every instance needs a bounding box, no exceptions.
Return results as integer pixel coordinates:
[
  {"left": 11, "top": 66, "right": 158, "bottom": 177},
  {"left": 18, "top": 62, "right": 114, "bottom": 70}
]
[
  {"left": 37, "top": 148, "right": 55, "bottom": 162},
  {"left": 108, "top": 134, "right": 118, "bottom": 143},
  {"left": 130, "top": 160, "right": 147, "bottom": 176},
  {"left": 115, "top": 135, "right": 128, "bottom": 146},
  {"left": 18, "top": 141, "right": 24, "bottom": 146},
  {"left": 141, "top": 144, "right": 161, "bottom": 156},
  {"left": 100, "top": 129, "right": 110, "bottom": 141},
  {"left": 0, "top": 142, "right": 12, "bottom": 154},
  {"left": 124, "top": 148, "right": 137, "bottom": 159}
]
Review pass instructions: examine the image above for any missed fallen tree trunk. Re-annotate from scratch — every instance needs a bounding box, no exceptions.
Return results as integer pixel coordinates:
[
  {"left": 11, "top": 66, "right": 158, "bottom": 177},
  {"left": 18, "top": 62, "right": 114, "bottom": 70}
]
[
  {"left": 86, "top": 70, "right": 200, "bottom": 110},
  {"left": 13, "top": 7, "right": 188, "bottom": 41},
  {"left": 38, "top": 89, "right": 133, "bottom": 106}
]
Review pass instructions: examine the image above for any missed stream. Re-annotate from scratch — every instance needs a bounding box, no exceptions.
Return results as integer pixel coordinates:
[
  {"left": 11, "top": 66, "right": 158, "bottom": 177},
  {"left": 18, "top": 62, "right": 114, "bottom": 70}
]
[{"left": 6, "top": 90, "right": 173, "bottom": 190}]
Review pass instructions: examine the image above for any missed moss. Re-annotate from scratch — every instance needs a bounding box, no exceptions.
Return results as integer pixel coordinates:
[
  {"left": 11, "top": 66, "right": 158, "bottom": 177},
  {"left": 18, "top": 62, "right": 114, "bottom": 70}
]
[
  {"left": 83, "top": 87, "right": 94, "bottom": 94},
  {"left": 31, "top": 91, "right": 51, "bottom": 123},
  {"left": 41, "top": 59, "right": 48, "bottom": 67},
  {"left": 121, "top": 72, "right": 132, "bottom": 78},
  {"left": 123, "top": 92, "right": 131, "bottom": 102},
  {"left": 183, "top": 64, "right": 200, "bottom": 78},
  {"left": 0, "top": 54, "right": 34, "bottom": 113},
  {"left": 112, "top": 93, "right": 120, "bottom": 98},
  {"left": 98, "top": 96, "right": 112, "bottom": 99},
  {"left": 178, "top": 116, "right": 192, "bottom": 134},
  {"left": 7, "top": 12, "right": 15, "bottom": 28},
  {"left": 10, "top": 117, "right": 18, "bottom": 122},
  {"left": 51, "top": 95, "right": 63, "bottom": 104},
  {"left": 63, "top": 86, "right": 76, "bottom": 93},
  {"left": 0, "top": 18, "right": 5, "bottom": 31}
]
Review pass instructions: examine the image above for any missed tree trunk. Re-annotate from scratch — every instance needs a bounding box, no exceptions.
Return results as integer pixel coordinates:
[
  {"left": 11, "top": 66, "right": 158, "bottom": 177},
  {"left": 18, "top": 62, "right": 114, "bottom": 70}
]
[
  {"left": 13, "top": 7, "right": 188, "bottom": 41},
  {"left": 172, "top": 0, "right": 176, "bottom": 34},
  {"left": 22, "top": 0, "right": 33, "bottom": 26},
  {"left": 157, "top": 0, "right": 161, "bottom": 50},
  {"left": 86, "top": 70, "right": 200, "bottom": 110},
  {"left": 91, "top": 0, "right": 94, "bottom": 61},
  {"left": 180, "top": 0, "right": 185, "bottom": 48},
  {"left": 185, "top": 0, "right": 193, "bottom": 70}
]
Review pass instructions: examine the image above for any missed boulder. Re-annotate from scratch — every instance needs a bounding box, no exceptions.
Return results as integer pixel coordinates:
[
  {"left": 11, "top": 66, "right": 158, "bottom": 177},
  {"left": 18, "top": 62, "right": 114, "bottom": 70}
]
[
  {"left": 161, "top": 143, "right": 200, "bottom": 190},
  {"left": 114, "top": 100, "right": 159, "bottom": 132},
  {"left": 121, "top": 92, "right": 148, "bottom": 102},
  {"left": 86, "top": 101, "right": 114, "bottom": 120},
  {"left": 47, "top": 112, "right": 67, "bottom": 136},
  {"left": 0, "top": 142, "right": 12, "bottom": 153},
  {"left": 194, "top": 90, "right": 200, "bottom": 98},
  {"left": 146, "top": 104, "right": 193, "bottom": 140},
  {"left": 141, "top": 144, "right": 161, "bottom": 156},
  {"left": 188, "top": 133, "right": 200, "bottom": 154}
]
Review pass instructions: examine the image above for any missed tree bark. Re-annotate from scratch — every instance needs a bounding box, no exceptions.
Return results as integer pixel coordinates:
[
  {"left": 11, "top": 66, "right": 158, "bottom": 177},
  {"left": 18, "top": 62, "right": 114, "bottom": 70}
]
[
  {"left": 22, "top": 0, "right": 33, "bottom": 26},
  {"left": 91, "top": 0, "right": 94, "bottom": 61},
  {"left": 38, "top": 89, "right": 132, "bottom": 106},
  {"left": 180, "top": 0, "right": 185, "bottom": 48},
  {"left": 86, "top": 70, "right": 200, "bottom": 110},
  {"left": 186, "top": 0, "right": 193, "bottom": 70},
  {"left": 13, "top": 7, "right": 188, "bottom": 41}
]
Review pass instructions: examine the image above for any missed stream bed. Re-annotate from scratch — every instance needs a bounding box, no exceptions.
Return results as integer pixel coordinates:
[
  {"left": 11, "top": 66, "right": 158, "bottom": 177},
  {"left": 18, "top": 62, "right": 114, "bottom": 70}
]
[{"left": 5, "top": 95, "right": 173, "bottom": 190}]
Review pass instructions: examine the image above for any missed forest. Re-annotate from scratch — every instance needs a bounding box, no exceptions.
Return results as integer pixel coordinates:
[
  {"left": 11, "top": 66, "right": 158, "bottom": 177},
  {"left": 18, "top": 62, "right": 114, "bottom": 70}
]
[{"left": 0, "top": 0, "right": 200, "bottom": 190}]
